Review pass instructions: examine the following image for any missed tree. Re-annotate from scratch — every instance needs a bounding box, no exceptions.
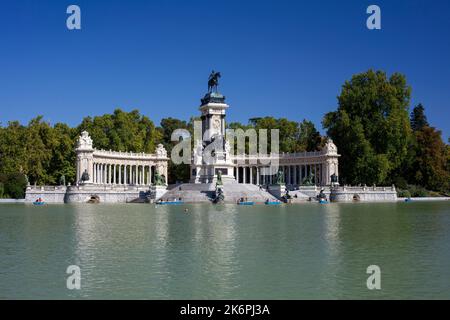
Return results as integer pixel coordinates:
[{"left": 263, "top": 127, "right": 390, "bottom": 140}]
[
  {"left": 298, "top": 119, "right": 322, "bottom": 152},
  {"left": 77, "top": 109, "right": 160, "bottom": 153},
  {"left": 412, "top": 126, "right": 449, "bottom": 191},
  {"left": 3, "top": 173, "right": 27, "bottom": 199},
  {"left": 323, "top": 70, "right": 412, "bottom": 185},
  {"left": 410, "top": 103, "right": 429, "bottom": 131},
  {"left": 158, "top": 117, "right": 191, "bottom": 184},
  {"left": 48, "top": 123, "right": 77, "bottom": 185},
  {"left": 407, "top": 105, "right": 449, "bottom": 192}
]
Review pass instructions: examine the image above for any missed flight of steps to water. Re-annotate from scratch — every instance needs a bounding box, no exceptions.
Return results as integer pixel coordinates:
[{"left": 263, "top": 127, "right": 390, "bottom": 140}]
[
  {"left": 286, "top": 190, "right": 312, "bottom": 203},
  {"left": 160, "top": 183, "right": 215, "bottom": 203},
  {"left": 222, "top": 182, "right": 278, "bottom": 203},
  {"left": 161, "top": 181, "right": 279, "bottom": 204}
]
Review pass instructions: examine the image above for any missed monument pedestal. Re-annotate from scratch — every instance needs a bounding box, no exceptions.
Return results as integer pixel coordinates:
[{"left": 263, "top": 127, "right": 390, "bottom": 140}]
[
  {"left": 268, "top": 184, "right": 286, "bottom": 199},
  {"left": 150, "top": 185, "right": 168, "bottom": 201},
  {"left": 190, "top": 89, "right": 237, "bottom": 184}
]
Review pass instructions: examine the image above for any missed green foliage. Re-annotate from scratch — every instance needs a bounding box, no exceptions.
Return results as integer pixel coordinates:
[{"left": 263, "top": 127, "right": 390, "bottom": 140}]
[
  {"left": 406, "top": 185, "right": 429, "bottom": 197},
  {"left": 397, "top": 189, "right": 411, "bottom": 198},
  {"left": 0, "top": 173, "right": 27, "bottom": 199},
  {"left": 323, "top": 69, "right": 413, "bottom": 185},
  {"left": 410, "top": 104, "right": 429, "bottom": 131},
  {"left": 228, "top": 117, "right": 323, "bottom": 153},
  {"left": 77, "top": 109, "right": 160, "bottom": 153},
  {"left": 409, "top": 125, "right": 449, "bottom": 192},
  {"left": 158, "top": 117, "right": 191, "bottom": 184}
]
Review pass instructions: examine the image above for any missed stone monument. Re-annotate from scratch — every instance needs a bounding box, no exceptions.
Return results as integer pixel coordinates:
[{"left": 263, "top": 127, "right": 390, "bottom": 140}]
[
  {"left": 76, "top": 131, "right": 94, "bottom": 185},
  {"left": 190, "top": 71, "right": 235, "bottom": 183}
]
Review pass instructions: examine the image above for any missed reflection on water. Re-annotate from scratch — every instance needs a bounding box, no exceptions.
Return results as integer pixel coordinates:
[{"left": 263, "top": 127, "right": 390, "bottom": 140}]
[{"left": 0, "top": 201, "right": 449, "bottom": 299}]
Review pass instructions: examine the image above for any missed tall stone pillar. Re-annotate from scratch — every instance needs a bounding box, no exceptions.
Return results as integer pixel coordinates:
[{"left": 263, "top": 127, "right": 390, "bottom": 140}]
[{"left": 75, "top": 131, "right": 94, "bottom": 185}]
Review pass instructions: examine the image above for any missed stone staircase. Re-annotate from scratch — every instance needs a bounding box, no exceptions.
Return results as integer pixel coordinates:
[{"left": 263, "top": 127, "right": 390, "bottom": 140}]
[
  {"left": 222, "top": 182, "right": 278, "bottom": 204},
  {"left": 160, "top": 183, "right": 215, "bottom": 203},
  {"left": 286, "top": 190, "right": 311, "bottom": 203},
  {"left": 161, "top": 182, "right": 278, "bottom": 204}
]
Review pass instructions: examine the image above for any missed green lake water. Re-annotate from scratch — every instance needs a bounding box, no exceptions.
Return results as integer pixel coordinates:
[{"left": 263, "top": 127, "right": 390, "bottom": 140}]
[{"left": 0, "top": 201, "right": 449, "bottom": 299}]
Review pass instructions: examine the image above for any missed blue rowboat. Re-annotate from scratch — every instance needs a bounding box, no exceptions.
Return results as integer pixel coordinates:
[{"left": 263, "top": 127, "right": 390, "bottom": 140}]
[
  {"left": 238, "top": 201, "right": 254, "bottom": 206},
  {"left": 265, "top": 201, "right": 281, "bottom": 205},
  {"left": 157, "top": 201, "right": 184, "bottom": 205},
  {"left": 319, "top": 199, "right": 328, "bottom": 204},
  {"left": 33, "top": 201, "right": 45, "bottom": 206}
]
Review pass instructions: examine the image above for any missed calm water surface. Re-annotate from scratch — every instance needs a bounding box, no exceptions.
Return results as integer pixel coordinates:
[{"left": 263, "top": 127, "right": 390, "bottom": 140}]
[{"left": 0, "top": 202, "right": 449, "bottom": 299}]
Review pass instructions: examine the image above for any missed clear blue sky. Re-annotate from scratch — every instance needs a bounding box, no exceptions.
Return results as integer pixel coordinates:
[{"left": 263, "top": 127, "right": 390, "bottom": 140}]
[{"left": 1, "top": 0, "right": 449, "bottom": 140}]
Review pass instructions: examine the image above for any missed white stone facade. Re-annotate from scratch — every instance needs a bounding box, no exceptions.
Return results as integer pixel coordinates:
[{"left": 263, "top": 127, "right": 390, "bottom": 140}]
[
  {"left": 76, "top": 131, "right": 169, "bottom": 187},
  {"left": 190, "top": 91, "right": 340, "bottom": 186},
  {"left": 232, "top": 139, "right": 340, "bottom": 187}
]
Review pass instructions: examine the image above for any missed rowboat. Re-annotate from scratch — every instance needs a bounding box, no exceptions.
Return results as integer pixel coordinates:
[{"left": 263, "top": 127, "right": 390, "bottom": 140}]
[
  {"left": 265, "top": 200, "right": 281, "bottom": 205},
  {"left": 237, "top": 201, "right": 254, "bottom": 206},
  {"left": 157, "top": 201, "right": 184, "bottom": 205}
]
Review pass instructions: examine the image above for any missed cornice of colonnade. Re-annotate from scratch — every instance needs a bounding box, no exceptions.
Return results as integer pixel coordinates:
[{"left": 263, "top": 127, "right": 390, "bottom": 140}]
[
  {"left": 92, "top": 149, "right": 170, "bottom": 162},
  {"left": 231, "top": 152, "right": 340, "bottom": 166}
]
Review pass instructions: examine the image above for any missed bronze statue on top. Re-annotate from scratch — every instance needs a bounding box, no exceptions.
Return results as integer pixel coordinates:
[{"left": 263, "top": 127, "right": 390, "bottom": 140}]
[{"left": 208, "top": 70, "right": 221, "bottom": 93}]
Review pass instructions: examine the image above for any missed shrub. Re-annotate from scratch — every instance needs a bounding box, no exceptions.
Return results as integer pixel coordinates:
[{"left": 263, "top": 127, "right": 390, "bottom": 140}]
[
  {"left": 397, "top": 189, "right": 411, "bottom": 198},
  {"left": 407, "top": 184, "right": 428, "bottom": 197},
  {"left": 4, "top": 173, "right": 27, "bottom": 199}
]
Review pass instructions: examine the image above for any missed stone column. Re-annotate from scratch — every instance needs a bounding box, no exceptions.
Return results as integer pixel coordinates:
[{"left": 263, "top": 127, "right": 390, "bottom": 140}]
[
  {"left": 150, "top": 165, "right": 153, "bottom": 185},
  {"left": 138, "top": 165, "right": 141, "bottom": 185},
  {"left": 236, "top": 166, "right": 240, "bottom": 183},
  {"left": 294, "top": 165, "right": 297, "bottom": 185},
  {"left": 243, "top": 167, "right": 247, "bottom": 184},
  {"left": 249, "top": 167, "right": 253, "bottom": 184},
  {"left": 314, "top": 164, "right": 317, "bottom": 185},
  {"left": 137, "top": 165, "right": 140, "bottom": 185},
  {"left": 256, "top": 167, "right": 260, "bottom": 185},
  {"left": 129, "top": 165, "right": 132, "bottom": 185}
]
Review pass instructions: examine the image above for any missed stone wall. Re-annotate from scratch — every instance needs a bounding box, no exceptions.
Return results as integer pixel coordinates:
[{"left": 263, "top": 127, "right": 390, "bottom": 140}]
[
  {"left": 330, "top": 186, "right": 397, "bottom": 202},
  {"left": 25, "top": 186, "right": 67, "bottom": 203},
  {"left": 25, "top": 185, "right": 155, "bottom": 203}
]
